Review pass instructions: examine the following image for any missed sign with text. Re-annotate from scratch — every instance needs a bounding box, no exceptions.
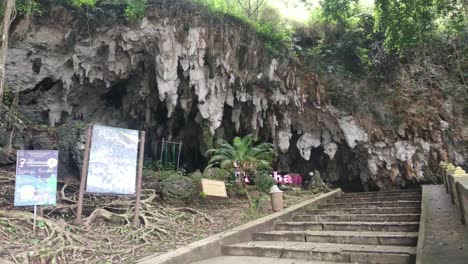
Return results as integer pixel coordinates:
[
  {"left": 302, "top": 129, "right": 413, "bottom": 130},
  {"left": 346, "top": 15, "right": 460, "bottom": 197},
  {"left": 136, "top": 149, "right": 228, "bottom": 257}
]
[
  {"left": 86, "top": 125, "right": 139, "bottom": 195},
  {"left": 14, "top": 150, "right": 58, "bottom": 206},
  {"left": 201, "top": 179, "right": 228, "bottom": 199},
  {"left": 272, "top": 171, "right": 302, "bottom": 185}
]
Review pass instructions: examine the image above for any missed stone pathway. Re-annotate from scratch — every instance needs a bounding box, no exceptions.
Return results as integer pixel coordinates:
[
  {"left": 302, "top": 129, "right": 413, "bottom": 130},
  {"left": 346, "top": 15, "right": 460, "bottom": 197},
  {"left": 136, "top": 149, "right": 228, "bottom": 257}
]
[
  {"left": 196, "top": 189, "right": 422, "bottom": 264},
  {"left": 419, "top": 185, "right": 468, "bottom": 264}
]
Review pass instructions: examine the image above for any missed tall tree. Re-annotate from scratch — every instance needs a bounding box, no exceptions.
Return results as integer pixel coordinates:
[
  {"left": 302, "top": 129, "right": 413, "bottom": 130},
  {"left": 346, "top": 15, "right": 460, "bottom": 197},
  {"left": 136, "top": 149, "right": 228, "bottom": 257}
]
[{"left": 0, "top": 0, "right": 16, "bottom": 105}]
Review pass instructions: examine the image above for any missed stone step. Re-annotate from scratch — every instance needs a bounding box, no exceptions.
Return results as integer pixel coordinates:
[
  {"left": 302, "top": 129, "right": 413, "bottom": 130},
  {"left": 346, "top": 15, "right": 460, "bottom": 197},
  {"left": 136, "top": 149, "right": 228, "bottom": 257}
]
[
  {"left": 341, "top": 190, "right": 421, "bottom": 198},
  {"left": 333, "top": 195, "right": 421, "bottom": 202},
  {"left": 193, "top": 256, "right": 346, "bottom": 264},
  {"left": 318, "top": 201, "right": 420, "bottom": 209},
  {"left": 292, "top": 213, "right": 420, "bottom": 222},
  {"left": 276, "top": 221, "right": 419, "bottom": 232},
  {"left": 253, "top": 230, "right": 418, "bottom": 246},
  {"left": 223, "top": 241, "right": 416, "bottom": 264},
  {"left": 307, "top": 207, "right": 421, "bottom": 215}
]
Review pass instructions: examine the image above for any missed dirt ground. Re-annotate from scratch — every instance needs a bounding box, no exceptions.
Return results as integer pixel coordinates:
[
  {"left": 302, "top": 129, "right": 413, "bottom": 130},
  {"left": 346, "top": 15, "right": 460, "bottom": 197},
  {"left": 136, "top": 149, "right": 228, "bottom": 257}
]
[{"left": 0, "top": 168, "right": 322, "bottom": 263}]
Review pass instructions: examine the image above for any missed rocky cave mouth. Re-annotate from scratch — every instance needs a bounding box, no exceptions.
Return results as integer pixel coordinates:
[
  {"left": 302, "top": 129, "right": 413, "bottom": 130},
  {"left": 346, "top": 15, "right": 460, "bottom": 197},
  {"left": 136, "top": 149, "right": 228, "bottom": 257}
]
[
  {"left": 17, "top": 73, "right": 373, "bottom": 192},
  {"left": 280, "top": 135, "right": 368, "bottom": 193},
  {"left": 5, "top": 1, "right": 463, "bottom": 193}
]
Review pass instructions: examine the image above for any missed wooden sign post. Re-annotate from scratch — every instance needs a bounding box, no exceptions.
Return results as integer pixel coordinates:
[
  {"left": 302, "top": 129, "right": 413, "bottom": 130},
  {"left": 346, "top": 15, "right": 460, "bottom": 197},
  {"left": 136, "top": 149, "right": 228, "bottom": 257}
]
[
  {"left": 133, "top": 131, "right": 145, "bottom": 226},
  {"left": 74, "top": 126, "right": 93, "bottom": 226},
  {"left": 74, "top": 125, "right": 145, "bottom": 227}
]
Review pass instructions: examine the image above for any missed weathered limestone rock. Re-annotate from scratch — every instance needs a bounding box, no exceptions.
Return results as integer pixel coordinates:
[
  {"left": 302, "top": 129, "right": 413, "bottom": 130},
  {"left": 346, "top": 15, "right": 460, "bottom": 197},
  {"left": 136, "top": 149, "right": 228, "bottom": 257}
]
[
  {"left": 338, "top": 116, "right": 368, "bottom": 149},
  {"left": 296, "top": 130, "right": 321, "bottom": 160},
  {"left": 2, "top": 2, "right": 465, "bottom": 189},
  {"left": 322, "top": 130, "right": 338, "bottom": 159},
  {"left": 277, "top": 130, "right": 292, "bottom": 153},
  {"left": 394, "top": 141, "right": 416, "bottom": 162}
]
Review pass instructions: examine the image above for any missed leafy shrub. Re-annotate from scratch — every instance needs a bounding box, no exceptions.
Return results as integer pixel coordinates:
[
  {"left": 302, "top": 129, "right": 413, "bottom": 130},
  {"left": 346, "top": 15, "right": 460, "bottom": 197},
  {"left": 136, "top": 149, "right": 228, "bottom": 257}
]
[
  {"left": 125, "top": 0, "right": 146, "bottom": 21},
  {"left": 253, "top": 171, "right": 275, "bottom": 194}
]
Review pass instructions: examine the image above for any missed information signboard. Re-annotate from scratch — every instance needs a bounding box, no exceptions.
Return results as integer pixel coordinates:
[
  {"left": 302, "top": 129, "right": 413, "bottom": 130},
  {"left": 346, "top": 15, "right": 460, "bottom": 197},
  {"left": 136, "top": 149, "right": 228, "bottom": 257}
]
[
  {"left": 201, "top": 179, "right": 228, "bottom": 199},
  {"left": 86, "top": 125, "right": 139, "bottom": 195},
  {"left": 14, "top": 150, "right": 58, "bottom": 206}
]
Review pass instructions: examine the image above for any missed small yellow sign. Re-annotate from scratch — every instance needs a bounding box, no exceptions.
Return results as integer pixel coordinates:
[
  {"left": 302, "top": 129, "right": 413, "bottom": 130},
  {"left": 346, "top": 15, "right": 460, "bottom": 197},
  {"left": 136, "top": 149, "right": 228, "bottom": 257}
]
[{"left": 201, "top": 179, "right": 228, "bottom": 198}]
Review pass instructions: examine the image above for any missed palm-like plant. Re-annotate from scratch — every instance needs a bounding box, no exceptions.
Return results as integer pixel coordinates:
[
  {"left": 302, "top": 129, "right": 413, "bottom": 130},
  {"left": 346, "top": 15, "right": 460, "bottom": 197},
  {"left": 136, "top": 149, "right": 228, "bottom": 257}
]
[
  {"left": 205, "top": 135, "right": 276, "bottom": 206},
  {"left": 206, "top": 135, "right": 275, "bottom": 171}
]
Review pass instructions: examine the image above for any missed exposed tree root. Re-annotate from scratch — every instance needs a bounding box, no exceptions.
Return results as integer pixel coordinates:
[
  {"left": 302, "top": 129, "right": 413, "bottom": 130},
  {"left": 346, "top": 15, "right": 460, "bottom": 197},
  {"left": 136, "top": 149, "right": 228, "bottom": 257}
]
[
  {"left": 0, "top": 168, "right": 295, "bottom": 263},
  {"left": 0, "top": 178, "right": 222, "bottom": 263}
]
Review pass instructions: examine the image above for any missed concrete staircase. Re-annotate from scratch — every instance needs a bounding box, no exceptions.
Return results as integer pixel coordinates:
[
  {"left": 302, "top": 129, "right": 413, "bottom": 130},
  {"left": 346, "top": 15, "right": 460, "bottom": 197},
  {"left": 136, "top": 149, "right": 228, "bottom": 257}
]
[{"left": 196, "top": 189, "right": 421, "bottom": 264}]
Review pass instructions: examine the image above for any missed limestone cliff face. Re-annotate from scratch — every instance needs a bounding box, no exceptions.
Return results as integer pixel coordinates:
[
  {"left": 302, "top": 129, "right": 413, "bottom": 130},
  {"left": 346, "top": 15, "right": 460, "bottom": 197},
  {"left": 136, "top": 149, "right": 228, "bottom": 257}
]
[{"left": 3, "top": 1, "right": 467, "bottom": 190}]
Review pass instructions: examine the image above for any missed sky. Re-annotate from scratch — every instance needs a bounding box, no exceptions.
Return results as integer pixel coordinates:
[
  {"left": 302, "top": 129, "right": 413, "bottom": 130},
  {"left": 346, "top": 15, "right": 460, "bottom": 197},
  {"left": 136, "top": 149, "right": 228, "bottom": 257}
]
[{"left": 271, "top": 0, "right": 375, "bottom": 22}]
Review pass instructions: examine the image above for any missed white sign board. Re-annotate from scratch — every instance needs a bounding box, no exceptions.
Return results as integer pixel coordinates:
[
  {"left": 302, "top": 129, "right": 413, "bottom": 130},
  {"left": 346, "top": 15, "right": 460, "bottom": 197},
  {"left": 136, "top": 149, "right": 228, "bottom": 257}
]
[{"left": 86, "top": 125, "right": 139, "bottom": 195}]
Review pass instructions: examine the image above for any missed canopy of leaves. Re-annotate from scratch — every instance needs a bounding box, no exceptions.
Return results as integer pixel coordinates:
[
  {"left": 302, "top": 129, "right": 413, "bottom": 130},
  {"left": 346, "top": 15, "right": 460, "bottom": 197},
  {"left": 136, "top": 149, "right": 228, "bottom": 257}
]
[
  {"left": 321, "top": 0, "right": 357, "bottom": 26},
  {"left": 374, "top": 0, "right": 465, "bottom": 52}
]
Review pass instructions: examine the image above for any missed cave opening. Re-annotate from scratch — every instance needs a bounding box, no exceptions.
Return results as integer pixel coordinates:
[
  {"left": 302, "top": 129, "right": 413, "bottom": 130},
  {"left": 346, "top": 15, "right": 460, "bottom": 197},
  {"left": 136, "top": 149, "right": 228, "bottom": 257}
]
[
  {"left": 103, "top": 79, "right": 128, "bottom": 108},
  {"left": 330, "top": 144, "right": 365, "bottom": 193},
  {"left": 18, "top": 77, "right": 62, "bottom": 124},
  {"left": 284, "top": 134, "right": 365, "bottom": 193}
]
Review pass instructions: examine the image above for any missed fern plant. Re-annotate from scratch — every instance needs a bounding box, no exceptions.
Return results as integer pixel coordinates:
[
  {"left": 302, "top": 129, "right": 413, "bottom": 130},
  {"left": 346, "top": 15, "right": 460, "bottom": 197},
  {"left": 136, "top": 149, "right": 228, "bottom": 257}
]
[{"left": 205, "top": 134, "right": 276, "bottom": 206}]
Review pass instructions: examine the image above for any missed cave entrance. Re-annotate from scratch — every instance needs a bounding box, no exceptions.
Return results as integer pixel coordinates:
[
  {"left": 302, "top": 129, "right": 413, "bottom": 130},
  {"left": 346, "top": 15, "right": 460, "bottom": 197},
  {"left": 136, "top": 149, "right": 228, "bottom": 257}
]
[
  {"left": 285, "top": 138, "right": 365, "bottom": 193},
  {"left": 326, "top": 144, "right": 365, "bottom": 193}
]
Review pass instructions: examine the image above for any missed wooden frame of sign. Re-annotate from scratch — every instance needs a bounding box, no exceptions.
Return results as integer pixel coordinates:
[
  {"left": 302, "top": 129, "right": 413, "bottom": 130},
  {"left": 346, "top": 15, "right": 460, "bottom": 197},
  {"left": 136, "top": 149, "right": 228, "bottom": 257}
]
[
  {"left": 200, "top": 179, "right": 228, "bottom": 199},
  {"left": 74, "top": 126, "right": 146, "bottom": 227}
]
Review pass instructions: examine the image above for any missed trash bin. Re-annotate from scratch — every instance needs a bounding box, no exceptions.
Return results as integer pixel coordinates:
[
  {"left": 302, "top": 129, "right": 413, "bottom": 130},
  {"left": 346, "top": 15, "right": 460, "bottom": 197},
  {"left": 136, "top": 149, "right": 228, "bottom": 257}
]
[{"left": 269, "top": 185, "right": 284, "bottom": 211}]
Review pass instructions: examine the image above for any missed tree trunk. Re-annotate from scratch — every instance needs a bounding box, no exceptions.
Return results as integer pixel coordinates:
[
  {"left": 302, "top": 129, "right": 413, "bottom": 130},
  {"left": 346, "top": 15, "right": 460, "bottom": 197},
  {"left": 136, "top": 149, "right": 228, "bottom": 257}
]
[{"left": 0, "top": 0, "right": 16, "bottom": 105}]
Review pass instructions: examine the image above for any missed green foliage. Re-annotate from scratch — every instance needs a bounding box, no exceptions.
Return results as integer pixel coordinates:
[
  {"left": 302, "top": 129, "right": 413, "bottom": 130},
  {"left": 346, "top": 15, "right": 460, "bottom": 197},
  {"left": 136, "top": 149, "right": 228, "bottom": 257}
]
[
  {"left": 0, "top": 0, "right": 42, "bottom": 16},
  {"left": 256, "top": 18, "right": 295, "bottom": 55},
  {"left": 69, "top": 0, "right": 97, "bottom": 7},
  {"left": 15, "top": 0, "right": 43, "bottom": 15},
  {"left": 253, "top": 171, "right": 275, "bottom": 194},
  {"left": 304, "top": 5, "right": 374, "bottom": 75},
  {"left": 66, "top": 0, "right": 147, "bottom": 20},
  {"left": 321, "top": 0, "right": 357, "bottom": 26},
  {"left": 36, "top": 220, "right": 46, "bottom": 228},
  {"left": 125, "top": 0, "right": 146, "bottom": 21},
  {"left": 192, "top": 0, "right": 295, "bottom": 55},
  {"left": 193, "top": 0, "right": 267, "bottom": 20},
  {"left": 374, "top": 0, "right": 465, "bottom": 53},
  {"left": 205, "top": 134, "right": 276, "bottom": 173}
]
